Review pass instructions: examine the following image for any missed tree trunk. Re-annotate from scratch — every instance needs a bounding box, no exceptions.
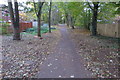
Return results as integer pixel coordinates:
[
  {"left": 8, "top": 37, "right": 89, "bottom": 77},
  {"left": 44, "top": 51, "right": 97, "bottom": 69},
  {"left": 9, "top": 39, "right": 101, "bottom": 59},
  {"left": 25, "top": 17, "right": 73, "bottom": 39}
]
[
  {"left": 91, "top": 3, "right": 99, "bottom": 36},
  {"left": 48, "top": 1, "right": 52, "bottom": 33},
  {"left": 88, "top": 9, "right": 91, "bottom": 30},
  {"left": 13, "top": 27, "right": 20, "bottom": 40},
  {"left": 13, "top": 1, "right": 20, "bottom": 40},
  {"left": 8, "top": 0, "right": 20, "bottom": 40},
  {"left": 35, "top": 2, "right": 44, "bottom": 37},
  {"left": 65, "top": 13, "right": 69, "bottom": 27},
  {"left": 71, "top": 16, "right": 75, "bottom": 29},
  {"left": 37, "top": 15, "right": 41, "bottom": 37}
]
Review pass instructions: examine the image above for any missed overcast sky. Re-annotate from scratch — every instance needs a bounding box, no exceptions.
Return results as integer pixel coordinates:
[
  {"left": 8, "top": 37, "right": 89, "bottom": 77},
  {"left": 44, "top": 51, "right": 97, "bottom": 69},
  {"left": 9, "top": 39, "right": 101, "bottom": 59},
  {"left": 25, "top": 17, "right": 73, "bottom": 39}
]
[{"left": 0, "top": 0, "right": 7, "bottom": 5}]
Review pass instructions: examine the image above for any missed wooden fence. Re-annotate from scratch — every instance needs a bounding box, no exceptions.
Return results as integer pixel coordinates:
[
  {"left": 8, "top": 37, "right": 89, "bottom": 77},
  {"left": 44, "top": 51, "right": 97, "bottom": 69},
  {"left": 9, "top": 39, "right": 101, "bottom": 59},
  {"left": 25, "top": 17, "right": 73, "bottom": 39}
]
[
  {"left": 19, "top": 22, "right": 32, "bottom": 32},
  {"left": 8, "top": 21, "right": 32, "bottom": 33},
  {"left": 97, "top": 20, "right": 120, "bottom": 38}
]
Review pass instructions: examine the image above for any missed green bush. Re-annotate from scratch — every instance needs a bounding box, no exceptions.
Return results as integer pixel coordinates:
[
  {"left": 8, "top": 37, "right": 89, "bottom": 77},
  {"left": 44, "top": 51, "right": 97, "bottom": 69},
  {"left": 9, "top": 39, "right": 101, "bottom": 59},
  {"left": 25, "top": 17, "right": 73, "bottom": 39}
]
[
  {"left": 24, "top": 26, "right": 48, "bottom": 35},
  {"left": 0, "top": 22, "right": 10, "bottom": 35}
]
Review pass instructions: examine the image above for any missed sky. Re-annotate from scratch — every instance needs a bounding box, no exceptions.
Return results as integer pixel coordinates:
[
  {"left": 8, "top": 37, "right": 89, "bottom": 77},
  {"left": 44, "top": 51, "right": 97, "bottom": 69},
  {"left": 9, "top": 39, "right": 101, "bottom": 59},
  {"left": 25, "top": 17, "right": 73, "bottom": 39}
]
[{"left": 0, "top": 0, "right": 7, "bottom": 5}]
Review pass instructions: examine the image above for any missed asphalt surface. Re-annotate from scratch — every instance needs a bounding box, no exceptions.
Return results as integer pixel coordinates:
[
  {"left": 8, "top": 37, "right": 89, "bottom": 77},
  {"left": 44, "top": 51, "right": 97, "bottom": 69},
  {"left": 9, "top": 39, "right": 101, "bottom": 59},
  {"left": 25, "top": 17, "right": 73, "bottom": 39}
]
[{"left": 36, "top": 24, "right": 92, "bottom": 78}]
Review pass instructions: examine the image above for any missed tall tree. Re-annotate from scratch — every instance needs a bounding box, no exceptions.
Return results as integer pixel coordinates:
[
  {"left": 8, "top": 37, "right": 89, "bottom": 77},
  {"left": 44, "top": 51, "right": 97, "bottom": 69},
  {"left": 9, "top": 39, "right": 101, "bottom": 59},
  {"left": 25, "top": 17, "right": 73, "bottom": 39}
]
[
  {"left": 70, "top": 15, "right": 75, "bottom": 29},
  {"left": 8, "top": 0, "right": 21, "bottom": 40},
  {"left": 62, "top": 2, "right": 85, "bottom": 29},
  {"left": 88, "top": 2, "right": 99, "bottom": 36},
  {"left": 48, "top": 1, "right": 52, "bottom": 33},
  {"left": 33, "top": 0, "right": 44, "bottom": 37},
  {"left": 58, "top": 3, "right": 70, "bottom": 26},
  {"left": 58, "top": 2, "right": 76, "bottom": 29}
]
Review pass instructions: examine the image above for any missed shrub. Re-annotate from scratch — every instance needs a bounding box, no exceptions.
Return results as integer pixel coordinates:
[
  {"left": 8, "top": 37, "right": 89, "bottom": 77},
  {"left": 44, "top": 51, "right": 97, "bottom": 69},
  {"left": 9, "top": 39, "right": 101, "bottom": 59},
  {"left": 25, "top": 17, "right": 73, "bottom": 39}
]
[{"left": 0, "top": 22, "right": 10, "bottom": 35}]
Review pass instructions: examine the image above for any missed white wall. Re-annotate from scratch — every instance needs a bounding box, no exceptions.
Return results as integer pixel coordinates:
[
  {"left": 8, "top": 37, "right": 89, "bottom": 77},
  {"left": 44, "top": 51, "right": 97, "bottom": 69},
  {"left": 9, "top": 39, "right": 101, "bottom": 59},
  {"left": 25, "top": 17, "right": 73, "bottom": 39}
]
[{"left": 32, "top": 21, "right": 38, "bottom": 27}]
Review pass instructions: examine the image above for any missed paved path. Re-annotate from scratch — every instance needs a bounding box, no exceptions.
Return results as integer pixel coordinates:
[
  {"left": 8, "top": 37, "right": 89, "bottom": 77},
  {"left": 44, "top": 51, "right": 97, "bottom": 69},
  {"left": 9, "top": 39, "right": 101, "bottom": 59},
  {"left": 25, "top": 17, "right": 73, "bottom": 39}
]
[{"left": 36, "top": 24, "right": 92, "bottom": 78}]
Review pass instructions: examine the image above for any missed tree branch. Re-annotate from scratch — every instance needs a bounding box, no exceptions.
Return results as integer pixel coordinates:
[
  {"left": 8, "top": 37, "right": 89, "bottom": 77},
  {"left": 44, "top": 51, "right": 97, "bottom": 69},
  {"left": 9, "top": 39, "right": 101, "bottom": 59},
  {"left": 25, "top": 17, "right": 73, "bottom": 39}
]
[
  {"left": 33, "top": 0, "right": 38, "bottom": 16},
  {"left": 87, "top": 2, "right": 93, "bottom": 11},
  {"left": 37, "top": 2, "right": 44, "bottom": 17}
]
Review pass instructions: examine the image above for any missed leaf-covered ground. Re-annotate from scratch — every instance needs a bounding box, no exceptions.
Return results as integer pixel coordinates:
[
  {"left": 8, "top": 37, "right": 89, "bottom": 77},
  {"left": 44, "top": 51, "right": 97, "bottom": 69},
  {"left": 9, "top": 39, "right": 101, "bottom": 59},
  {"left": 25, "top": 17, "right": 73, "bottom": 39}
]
[
  {"left": 69, "top": 28, "right": 119, "bottom": 78},
  {"left": 1, "top": 25, "right": 119, "bottom": 78},
  {"left": 1, "top": 28, "right": 61, "bottom": 78}
]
